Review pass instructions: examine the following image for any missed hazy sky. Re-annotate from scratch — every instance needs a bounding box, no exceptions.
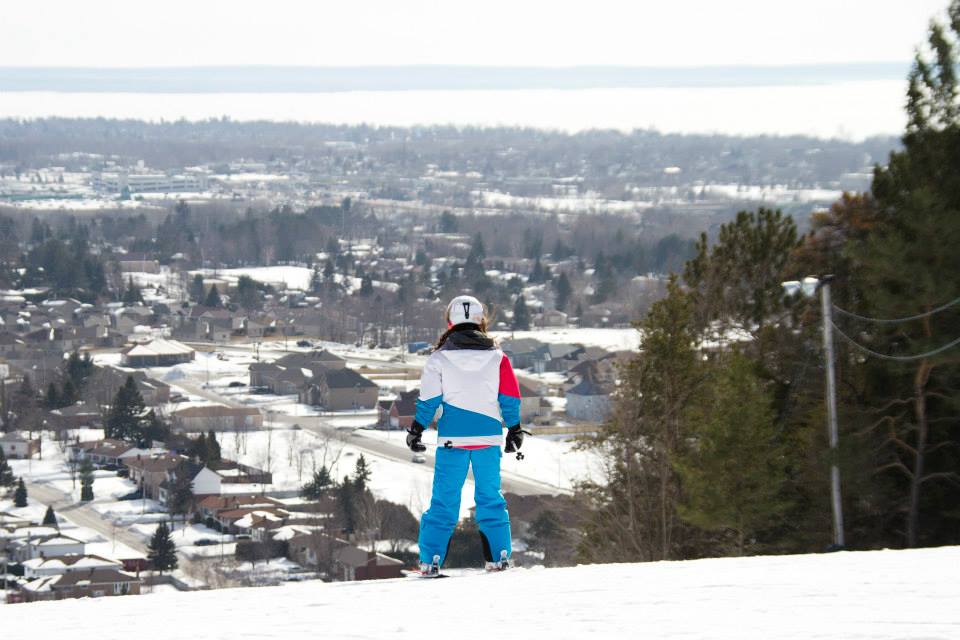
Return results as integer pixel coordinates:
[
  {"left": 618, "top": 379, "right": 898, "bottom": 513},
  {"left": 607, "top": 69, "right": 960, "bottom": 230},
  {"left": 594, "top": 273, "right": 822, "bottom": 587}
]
[{"left": 1, "top": 0, "right": 948, "bottom": 68}]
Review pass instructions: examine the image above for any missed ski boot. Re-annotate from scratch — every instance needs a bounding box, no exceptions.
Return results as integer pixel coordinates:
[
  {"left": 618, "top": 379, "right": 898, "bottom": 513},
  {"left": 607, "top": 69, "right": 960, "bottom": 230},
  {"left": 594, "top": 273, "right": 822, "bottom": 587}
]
[
  {"left": 418, "top": 554, "right": 442, "bottom": 578},
  {"left": 485, "top": 550, "right": 510, "bottom": 572}
]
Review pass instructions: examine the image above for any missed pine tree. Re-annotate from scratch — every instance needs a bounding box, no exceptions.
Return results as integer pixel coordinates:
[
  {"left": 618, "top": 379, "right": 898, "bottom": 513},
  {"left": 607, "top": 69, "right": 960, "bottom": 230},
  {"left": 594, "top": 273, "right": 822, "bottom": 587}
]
[
  {"left": 65, "top": 351, "right": 94, "bottom": 390},
  {"left": 206, "top": 430, "right": 222, "bottom": 462},
  {"left": 14, "top": 477, "right": 28, "bottom": 507},
  {"left": 529, "top": 258, "right": 544, "bottom": 283},
  {"left": 683, "top": 208, "right": 797, "bottom": 334},
  {"left": 579, "top": 277, "right": 700, "bottom": 563},
  {"left": 555, "top": 272, "right": 572, "bottom": 312},
  {"left": 591, "top": 251, "right": 617, "bottom": 304},
  {"left": 301, "top": 466, "right": 333, "bottom": 500},
  {"left": 141, "top": 410, "right": 168, "bottom": 445},
  {"left": 42, "top": 505, "right": 58, "bottom": 527},
  {"left": 147, "top": 522, "right": 178, "bottom": 574},
  {"left": 190, "top": 274, "right": 205, "bottom": 301},
  {"left": 337, "top": 475, "right": 358, "bottom": 534},
  {"left": 122, "top": 277, "right": 143, "bottom": 304},
  {"left": 439, "top": 210, "right": 458, "bottom": 233},
  {"left": 359, "top": 275, "right": 374, "bottom": 296},
  {"left": 106, "top": 376, "right": 146, "bottom": 442},
  {"left": 169, "top": 467, "right": 194, "bottom": 528},
  {"left": 79, "top": 458, "right": 95, "bottom": 501},
  {"left": 204, "top": 284, "right": 222, "bottom": 308},
  {"left": 0, "top": 448, "right": 15, "bottom": 487},
  {"left": 14, "top": 375, "right": 38, "bottom": 434},
  {"left": 353, "top": 454, "right": 372, "bottom": 493},
  {"left": 674, "top": 354, "right": 793, "bottom": 556},
  {"left": 465, "top": 233, "right": 486, "bottom": 277},
  {"left": 190, "top": 432, "right": 208, "bottom": 462},
  {"left": 310, "top": 265, "right": 322, "bottom": 294},
  {"left": 237, "top": 275, "right": 260, "bottom": 310},
  {"left": 844, "top": 5, "right": 960, "bottom": 548},
  {"left": 512, "top": 295, "right": 530, "bottom": 331},
  {"left": 526, "top": 509, "right": 574, "bottom": 567},
  {"left": 45, "top": 382, "right": 61, "bottom": 409},
  {"left": 61, "top": 379, "right": 78, "bottom": 406}
]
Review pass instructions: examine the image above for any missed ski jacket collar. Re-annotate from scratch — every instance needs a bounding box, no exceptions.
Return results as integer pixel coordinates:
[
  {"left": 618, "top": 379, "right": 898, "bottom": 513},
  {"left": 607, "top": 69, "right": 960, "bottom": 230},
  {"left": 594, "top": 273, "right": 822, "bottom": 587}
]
[{"left": 439, "top": 326, "right": 495, "bottom": 351}]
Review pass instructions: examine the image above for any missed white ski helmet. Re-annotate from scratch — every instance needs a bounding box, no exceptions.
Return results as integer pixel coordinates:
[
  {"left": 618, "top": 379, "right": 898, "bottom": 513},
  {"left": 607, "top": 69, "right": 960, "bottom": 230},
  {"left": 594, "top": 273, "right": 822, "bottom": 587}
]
[{"left": 446, "top": 295, "right": 485, "bottom": 327}]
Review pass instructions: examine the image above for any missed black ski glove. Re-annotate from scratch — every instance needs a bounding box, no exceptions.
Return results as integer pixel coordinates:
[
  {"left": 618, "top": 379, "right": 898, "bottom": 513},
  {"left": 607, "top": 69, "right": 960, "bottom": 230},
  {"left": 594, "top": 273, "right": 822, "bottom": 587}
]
[
  {"left": 504, "top": 424, "right": 530, "bottom": 453},
  {"left": 406, "top": 421, "right": 427, "bottom": 453}
]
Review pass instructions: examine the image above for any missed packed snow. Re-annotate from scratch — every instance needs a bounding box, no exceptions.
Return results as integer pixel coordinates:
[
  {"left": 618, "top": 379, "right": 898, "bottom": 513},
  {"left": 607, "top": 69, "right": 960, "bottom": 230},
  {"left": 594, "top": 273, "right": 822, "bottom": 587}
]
[{"left": 6, "top": 546, "right": 958, "bottom": 639}]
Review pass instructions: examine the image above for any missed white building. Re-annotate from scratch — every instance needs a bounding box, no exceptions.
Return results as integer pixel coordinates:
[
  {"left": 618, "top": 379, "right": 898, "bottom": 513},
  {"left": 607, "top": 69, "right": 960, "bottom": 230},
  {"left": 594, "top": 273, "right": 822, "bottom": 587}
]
[
  {"left": 12, "top": 534, "right": 86, "bottom": 562},
  {"left": 92, "top": 171, "right": 206, "bottom": 194}
]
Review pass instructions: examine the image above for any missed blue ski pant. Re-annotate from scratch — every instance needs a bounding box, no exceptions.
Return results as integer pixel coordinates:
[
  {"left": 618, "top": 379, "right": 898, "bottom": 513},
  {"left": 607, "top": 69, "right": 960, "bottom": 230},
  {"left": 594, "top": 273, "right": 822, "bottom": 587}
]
[{"left": 418, "top": 446, "right": 511, "bottom": 565}]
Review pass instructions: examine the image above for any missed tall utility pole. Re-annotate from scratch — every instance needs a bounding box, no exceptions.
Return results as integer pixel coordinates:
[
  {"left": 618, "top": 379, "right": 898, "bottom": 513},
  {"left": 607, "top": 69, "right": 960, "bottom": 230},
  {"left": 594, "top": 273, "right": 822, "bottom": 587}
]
[
  {"left": 819, "top": 277, "right": 845, "bottom": 549},
  {"left": 783, "top": 275, "right": 845, "bottom": 549}
]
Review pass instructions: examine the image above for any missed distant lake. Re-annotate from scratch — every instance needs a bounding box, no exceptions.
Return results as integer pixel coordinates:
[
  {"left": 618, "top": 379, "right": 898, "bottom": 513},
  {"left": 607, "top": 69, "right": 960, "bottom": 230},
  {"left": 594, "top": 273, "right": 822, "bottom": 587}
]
[{"left": 0, "top": 80, "right": 905, "bottom": 139}]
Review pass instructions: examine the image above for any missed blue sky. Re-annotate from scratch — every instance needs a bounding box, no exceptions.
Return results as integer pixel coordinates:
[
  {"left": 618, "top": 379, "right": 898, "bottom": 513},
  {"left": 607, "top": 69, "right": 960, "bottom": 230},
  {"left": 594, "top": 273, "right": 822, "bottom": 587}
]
[{"left": 1, "top": 0, "right": 948, "bottom": 68}]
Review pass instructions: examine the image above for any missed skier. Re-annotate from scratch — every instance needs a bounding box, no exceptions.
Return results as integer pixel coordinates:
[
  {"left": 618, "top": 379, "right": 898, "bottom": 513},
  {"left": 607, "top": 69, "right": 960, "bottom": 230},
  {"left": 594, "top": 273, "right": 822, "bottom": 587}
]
[{"left": 406, "top": 295, "right": 527, "bottom": 576}]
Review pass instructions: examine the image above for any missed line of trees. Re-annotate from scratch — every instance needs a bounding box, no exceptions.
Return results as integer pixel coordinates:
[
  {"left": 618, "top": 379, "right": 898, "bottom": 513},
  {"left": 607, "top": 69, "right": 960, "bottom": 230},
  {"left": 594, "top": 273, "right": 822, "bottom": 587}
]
[{"left": 579, "top": 6, "right": 960, "bottom": 561}]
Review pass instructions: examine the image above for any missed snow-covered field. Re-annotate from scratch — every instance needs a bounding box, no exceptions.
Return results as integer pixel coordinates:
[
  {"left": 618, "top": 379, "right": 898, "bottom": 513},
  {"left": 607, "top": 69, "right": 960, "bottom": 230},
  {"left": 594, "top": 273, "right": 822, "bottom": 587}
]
[
  {"left": 215, "top": 427, "right": 467, "bottom": 517},
  {"left": 190, "top": 266, "right": 397, "bottom": 294},
  {"left": 491, "top": 327, "right": 641, "bottom": 352},
  {"left": 7, "top": 546, "right": 958, "bottom": 638}
]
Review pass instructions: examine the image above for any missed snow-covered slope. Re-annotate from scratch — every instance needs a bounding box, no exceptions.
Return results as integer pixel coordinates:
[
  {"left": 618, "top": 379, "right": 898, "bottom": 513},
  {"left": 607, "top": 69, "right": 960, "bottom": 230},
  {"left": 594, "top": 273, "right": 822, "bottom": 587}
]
[{"left": 7, "top": 546, "right": 959, "bottom": 638}]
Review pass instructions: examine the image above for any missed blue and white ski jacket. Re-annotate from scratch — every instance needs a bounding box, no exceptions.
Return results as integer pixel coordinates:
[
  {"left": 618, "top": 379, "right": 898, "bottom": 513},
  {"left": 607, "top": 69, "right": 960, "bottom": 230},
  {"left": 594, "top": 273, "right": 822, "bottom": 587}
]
[{"left": 414, "top": 331, "right": 521, "bottom": 449}]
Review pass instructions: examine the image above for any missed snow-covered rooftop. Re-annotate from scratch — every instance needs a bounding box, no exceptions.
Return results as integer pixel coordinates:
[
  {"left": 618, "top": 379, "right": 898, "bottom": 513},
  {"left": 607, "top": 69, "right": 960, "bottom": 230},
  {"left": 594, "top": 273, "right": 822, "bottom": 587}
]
[{"left": 124, "top": 338, "right": 195, "bottom": 357}]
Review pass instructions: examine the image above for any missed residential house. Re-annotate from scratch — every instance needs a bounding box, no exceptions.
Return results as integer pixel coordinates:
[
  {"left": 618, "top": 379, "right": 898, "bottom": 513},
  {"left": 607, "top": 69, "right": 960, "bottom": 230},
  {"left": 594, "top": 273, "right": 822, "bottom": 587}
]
[
  {"left": 0, "top": 511, "right": 35, "bottom": 530},
  {"left": 124, "top": 453, "right": 186, "bottom": 501},
  {"left": 516, "top": 381, "right": 547, "bottom": 423},
  {"left": 0, "top": 331, "right": 26, "bottom": 356},
  {"left": 200, "top": 308, "right": 246, "bottom": 333},
  {"left": 540, "top": 343, "right": 587, "bottom": 373},
  {"left": 121, "top": 338, "right": 195, "bottom": 367},
  {"left": 0, "top": 432, "right": 41, "bottom": 459},
  {"left": 20, "top": 568, "right": 141, "bottom": 602},
  {"left": 283, "top": 530, "right": 404, "bottom": 581},
  {"left": 94, "top": 366, "right": 172, "bottom": 405},
  {"left": 334, "top": 545, "right": 405, "bottom": 581},
  {"left": 196, "top": 495, "right": 286, "bottom": 526},
  {"left": 376, "top": 389, "right": 421, "bottom": 430},
  {"left": 245, "top": 317, "right": 270, "bottom": 338},
  {"left": 250, "top": 350, "right": 360, "bottom": 405},
  {"left": 22, "top": 554, "right": 123, "bottom": 578},
  {"left": 499, "top": 338, "right": 542, "bottom": 370},
  {"left": 48, "top": 401, "right": 103, "bottom": 430},
  {"left": 215, "top": 505, "right": 290, "bottom": 536},
  {"left": 175, "top": 460, "right": 274, "bottom": 503},
  {"left": 232, "top": 510, "right": 288, "bottom": 541},
  {"left": 376, "top": 399, "right": 393, "bottom": 428},
  {"left": 565, "top": 372, "right": 614, "bottom": 422},
  {"left": 300, "top": 367, "right": 379, "bottom": 411},
  {"left": 118, "top": 253, "right": 160, "bottom": 274},
  {"left": 68, "top": 439, "right": 160, "bottom": 468},
  {"left": 539, "top": 309, "right": 569, "bottom": 327},
  {"left": 11, "top": 534, "right": 85, "bottom": 562},
  {"left": 0, "top": 525, "right": 58, "bottom": 547}
]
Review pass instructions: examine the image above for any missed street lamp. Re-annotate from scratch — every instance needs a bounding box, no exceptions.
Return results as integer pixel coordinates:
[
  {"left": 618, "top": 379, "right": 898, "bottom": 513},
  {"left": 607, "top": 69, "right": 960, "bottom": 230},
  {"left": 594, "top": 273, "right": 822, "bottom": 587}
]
[
  {"left": 783, "top": 275, "right": 844, "bottom": 548},
  {"left": 782, "top": 274, "right": 844, "bottom": 550}
]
